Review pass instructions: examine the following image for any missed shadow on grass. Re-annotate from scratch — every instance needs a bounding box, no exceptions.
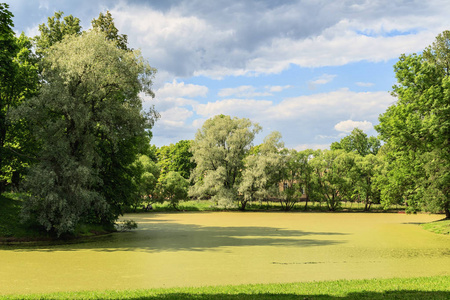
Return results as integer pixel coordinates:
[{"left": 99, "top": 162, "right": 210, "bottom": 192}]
[
  {"left": 3, "top": 214, "right": 348, "bottom": 253},
  {"left": 122, "top": 290, "right": 450, "bottom": 300}
]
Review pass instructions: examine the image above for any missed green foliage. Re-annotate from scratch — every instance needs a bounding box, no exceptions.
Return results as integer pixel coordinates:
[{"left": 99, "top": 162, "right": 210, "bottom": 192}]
[
  {"left": 34, "top": 11, "right": 82, "bottom": 56},
  {"left": 239, "top": 131, "right": 285, "bottom": 210},
  {"left": 291, "top": 149, "right": 318, "bottom": 209},
  {"left": 0, "top": 5, "right": 39, "bottom": 192},
  {"left": 91, "top": 11, "right": 128, "bottom": 51},
  {"left": 376, "top": 30, "right": 450, "bottom": 218},
  {"left": 354, "top": 154, "right": 383, "bottom": 210},
  {"left": 330, "top": 128, "right": 381, "bottom": 156},
  {"left": 133, "top": 154, "right": 160, "bottom": 209},
  {"left": 0, "top": 193, "right": 48, "bottom": 239},
  {"left": 157, "top": 140, "right": 195, "bottom": 179},
  {"left": 190, "top": 115, "right": 261, "bottom": 208},
  {"left": 115, "top": 219, "right": 138, "bottom": 232},
  {"left": 159, "top": 171, "right": 189, "bottom": 210},
  {"left": 0, "top": 3, "right": 15, "bottom": 82},
  {"left": 310, "top": 150, "right": 358, "bottom": 211},
  {"left": 16, "top": 30, "right": 156, "bottom": 236}
]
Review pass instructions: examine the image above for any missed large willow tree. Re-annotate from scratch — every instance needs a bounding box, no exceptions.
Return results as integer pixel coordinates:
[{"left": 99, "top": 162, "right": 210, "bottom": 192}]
[
  {"left": 18, "top": 30, "right": 156, "bottom": 235},
  {"left": 190, "top": 115, "right": 261, "bottom": 207}
]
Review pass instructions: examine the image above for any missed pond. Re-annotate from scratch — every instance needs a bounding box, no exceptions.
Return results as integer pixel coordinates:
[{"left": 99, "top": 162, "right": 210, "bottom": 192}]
[{"left": 0, "top": 212, "right": 449, "bottom": 295}]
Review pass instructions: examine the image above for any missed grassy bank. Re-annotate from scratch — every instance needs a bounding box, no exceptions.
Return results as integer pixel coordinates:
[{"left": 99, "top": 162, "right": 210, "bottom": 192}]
[
  {"left": 0, "top": 193, "right": 44, "bottom": 240},
  {"left": 143, "top": 199, "right": 405, "bottom": 213},
  {"left": 0, "top": 193, "right": 113, "bottom": 242},
  {"left": 2, "top": 276, "right": 449, "bottom": 299},
  {"left": 422, "top": 219, "right": 450, "bottom": 235}
]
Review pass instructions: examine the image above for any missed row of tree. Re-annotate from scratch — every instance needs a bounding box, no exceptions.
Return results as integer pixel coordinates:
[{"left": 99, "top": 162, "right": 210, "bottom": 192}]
[
  {"left": 1, "top": 5, "right": 159, "bottom": 235},
  {"left": 186, "top": 116, "right": 383, "bottom": 212}
]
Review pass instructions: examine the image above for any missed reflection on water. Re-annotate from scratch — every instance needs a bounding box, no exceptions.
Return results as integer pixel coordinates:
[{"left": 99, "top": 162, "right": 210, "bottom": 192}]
[{"left": 0, "top": 212, "right": 449, "bottom": 295}]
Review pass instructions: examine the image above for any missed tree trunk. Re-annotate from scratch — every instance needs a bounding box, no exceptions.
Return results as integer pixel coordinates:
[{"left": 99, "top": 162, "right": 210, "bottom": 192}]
[{"left": 445, "top": 207, "right": 450, "bottom": 219}]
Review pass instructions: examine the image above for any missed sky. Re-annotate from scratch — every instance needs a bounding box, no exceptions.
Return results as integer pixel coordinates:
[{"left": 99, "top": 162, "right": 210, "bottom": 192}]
[{"left": 7, "top": 0, "right": 450, "bottom": 150}]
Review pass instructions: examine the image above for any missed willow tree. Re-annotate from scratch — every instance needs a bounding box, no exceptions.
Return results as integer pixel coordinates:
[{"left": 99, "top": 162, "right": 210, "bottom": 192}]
[
  {"left": 377, "top": 30, "right": 450, "bottom": 218},
  {"left": 18, "top": 30, "right": 156, "bottom": 235},
  {"left": 190, "top": 115, "right": 261, "bottom": 208},
  {"left": 238, "top": 131, "right": 285, "bottom": 210}
]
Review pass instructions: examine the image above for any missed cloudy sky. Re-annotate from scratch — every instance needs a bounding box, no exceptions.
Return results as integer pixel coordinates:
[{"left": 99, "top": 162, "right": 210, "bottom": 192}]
[{"left": 8, "top": 0, "right": 450, "bottom": 149}]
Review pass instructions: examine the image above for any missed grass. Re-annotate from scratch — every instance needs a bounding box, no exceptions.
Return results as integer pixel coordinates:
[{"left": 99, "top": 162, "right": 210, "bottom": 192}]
[
  {"left": 145, "top": 199, "right": 404, "bottom": 213},
  {"left": 421, "top": 219, "right": 450, "bottom": 235},
  {"left": 1, "top": 276, "right": 449, "bottom": 299},
  {"left": 0, "top": 193, "right": 46, "bottom": 240},
  {"left": 0, "top": 193, "right": 113, "bottom": 242}
]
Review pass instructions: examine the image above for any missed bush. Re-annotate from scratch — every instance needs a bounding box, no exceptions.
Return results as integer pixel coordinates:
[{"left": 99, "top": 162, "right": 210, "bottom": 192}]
[{"left": 115, "top": 219, "right": 138, "bottom": 232}]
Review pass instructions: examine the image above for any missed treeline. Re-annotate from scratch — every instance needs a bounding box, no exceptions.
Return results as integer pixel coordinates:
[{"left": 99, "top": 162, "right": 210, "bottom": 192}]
[
  {"left": 185, "top": 117, "right": 383, "bottom": 212},
  {"left": 0, "top": 4, "right": 158, "bottom": 236}
]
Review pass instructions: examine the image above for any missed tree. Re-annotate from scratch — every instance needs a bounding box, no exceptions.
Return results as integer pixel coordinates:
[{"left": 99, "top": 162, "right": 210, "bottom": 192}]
[
  {"left": 159, "top": 171, "right": 189, "bottom": 210},
  {"left": 157, "top": 140, "right": 195, "bottom": 179},
  {"left": 354, "top": 154, "right": 383, "bottom": 211},
  {"left": 0, "top": 4, "right": 39, "bottom": 192},
  {"left": 278, "top": 149, "right": 301, "bottom": 211},
  {"left": 331, "top": 128, "right": 381, "bottom": 156},
  {"left": 34, "top": 11, "right": 82, "bottom": 56},
  {"left": 238, "top": 131, "right": 285, "bottom": 210},
  {"left": 133, "top": 154, "right": 160, "bottom": 210},
  {"left": 18, "top": 30, "right": 156, "bottom": 235},
  {"left": 190, "top": 115, "right": 261, "bottom": 208},
  {"left": 376, "top": 30, "right": 450, "bottom": 218},
  {"left": 291, "top": 149, "right": 318, "bottom": 210},
  {"left": 310, "top": 150, "right": 357, "bottom": 211},
  {"left": 91, "top": 11, "right": 128, "bottom": 51},
  {"left": 373, "top": 145, "right": 411, "bottom": 210}
]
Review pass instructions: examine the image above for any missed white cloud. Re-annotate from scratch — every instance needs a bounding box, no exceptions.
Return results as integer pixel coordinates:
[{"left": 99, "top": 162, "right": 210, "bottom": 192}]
[
  {"left": 194, "top": 89, "right": 394, "bottom": 124},
  {"left": 156, "top": 80, "right": 208, "bottom": 99},
  {"left": 310, "top": 74, "right": 337, "bottom": 85},
  {"left": 309, "top": 74, "right": 337, "bottom": 89},
  {"left": 334, "top": 120, "right": 374, "bottom": 133},
  {"left": 196, "top": 99, "right": 273, "bottom": 119},
  {"left": 356, "top": 82, "right": 374, "bottom": 87},
  {"left": 108, "top": 1, "right": 450, "bottom": 78},
  {"left": 38, "top": 0, "right": 49, "bottom": 10},
  {"left": 159, "top": 107, "right": 193, "bottom": 128},
  {"left": 293, "top": 144, "right": 331, "bottom": 151},
  {"left": 270, "top": 89, "right": 394, "bottom": 121},
  {"left": 267, "top": 85, "right": 291, "bottom": 92},
  {"left": 218, "top": 85, "right": 271, "bottom": 98}
]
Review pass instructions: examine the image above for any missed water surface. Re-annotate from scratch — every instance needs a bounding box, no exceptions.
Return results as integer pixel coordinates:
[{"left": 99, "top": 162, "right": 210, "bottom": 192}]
[{"left": 0, "top": 212, "right": 449, "bottom": 295}]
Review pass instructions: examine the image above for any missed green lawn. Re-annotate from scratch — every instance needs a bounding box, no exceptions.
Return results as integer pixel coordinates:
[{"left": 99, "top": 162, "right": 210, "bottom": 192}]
[
  {"left": 2, "top": 276, "right": 449, "bottom": 299},
  {"left": 422, "top": 219, "right": 450, "bottom": 235}
]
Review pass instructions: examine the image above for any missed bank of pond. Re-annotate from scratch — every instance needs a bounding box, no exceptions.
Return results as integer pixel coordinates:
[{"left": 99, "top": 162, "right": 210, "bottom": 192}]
[{"left": 1, "top": 194, "right": 448, "bottom": 242}]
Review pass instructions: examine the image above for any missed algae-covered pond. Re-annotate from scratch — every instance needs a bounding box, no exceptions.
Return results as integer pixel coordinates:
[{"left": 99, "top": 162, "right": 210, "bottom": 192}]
[{"left": 0, "top": 212, "right": 449, "bottom": 295}]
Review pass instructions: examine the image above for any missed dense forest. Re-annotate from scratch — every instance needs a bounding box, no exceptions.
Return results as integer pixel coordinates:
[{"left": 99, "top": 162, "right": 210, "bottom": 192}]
[{"left": 1, "top": 3, "right": 449, "bottom": 238}]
